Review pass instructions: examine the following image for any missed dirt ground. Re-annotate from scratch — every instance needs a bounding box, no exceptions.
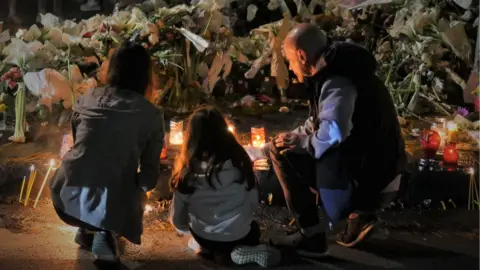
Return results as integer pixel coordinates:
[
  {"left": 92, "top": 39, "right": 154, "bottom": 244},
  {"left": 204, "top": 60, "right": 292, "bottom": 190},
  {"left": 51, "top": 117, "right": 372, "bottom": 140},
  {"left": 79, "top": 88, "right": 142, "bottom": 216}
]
[{"left": 0, "top": 200, "right": 478, "bottom": 270}]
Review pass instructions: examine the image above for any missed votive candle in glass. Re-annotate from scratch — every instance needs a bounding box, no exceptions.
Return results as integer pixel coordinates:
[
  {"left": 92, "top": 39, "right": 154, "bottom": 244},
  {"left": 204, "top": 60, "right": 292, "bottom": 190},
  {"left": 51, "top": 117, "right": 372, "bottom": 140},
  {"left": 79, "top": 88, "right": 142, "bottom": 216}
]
[
  {"left": 169, "top": 118, "right": 184, "bottom": 145},
  {"left": 251, "top": 126, "right": 266, "bottom": 148}
]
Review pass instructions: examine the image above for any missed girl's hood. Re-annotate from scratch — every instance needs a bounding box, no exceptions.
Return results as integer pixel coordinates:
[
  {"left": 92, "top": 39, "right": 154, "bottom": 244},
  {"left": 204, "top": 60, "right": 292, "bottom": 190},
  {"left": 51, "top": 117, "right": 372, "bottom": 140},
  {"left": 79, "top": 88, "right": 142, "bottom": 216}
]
[{"left": 191, "top": 159, "right": 243, "bottom": 190}]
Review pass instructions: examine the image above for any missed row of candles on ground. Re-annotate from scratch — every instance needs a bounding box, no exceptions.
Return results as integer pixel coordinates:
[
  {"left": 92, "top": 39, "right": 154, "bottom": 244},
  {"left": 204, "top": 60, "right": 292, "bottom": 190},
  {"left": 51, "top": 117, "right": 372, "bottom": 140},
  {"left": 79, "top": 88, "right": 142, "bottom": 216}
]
[
  {"left": 421, "top": 118, "right": 462, "bottom": 164},
  {"left": 167, "top": 118, "right": 266, "bottom": 148},
  {"left": 19, "top": 159, "right": 55, "bottom": 208}
]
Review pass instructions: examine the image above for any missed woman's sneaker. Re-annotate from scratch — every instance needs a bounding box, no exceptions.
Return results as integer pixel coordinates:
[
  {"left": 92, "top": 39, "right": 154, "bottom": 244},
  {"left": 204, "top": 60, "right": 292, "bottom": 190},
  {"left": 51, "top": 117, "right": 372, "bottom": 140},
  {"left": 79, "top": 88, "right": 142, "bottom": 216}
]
[
  {"left": 92, "top": 231, "right": 119, "bottom": 262},
  {"left": 74, "top": 228, "right": 94, "bottom": 250},
  {"left": 231, "top": 245, "right": 281, "bottom": 268},
  {"left": 270, "top": 231, "right": 329, "bottom": 258}
]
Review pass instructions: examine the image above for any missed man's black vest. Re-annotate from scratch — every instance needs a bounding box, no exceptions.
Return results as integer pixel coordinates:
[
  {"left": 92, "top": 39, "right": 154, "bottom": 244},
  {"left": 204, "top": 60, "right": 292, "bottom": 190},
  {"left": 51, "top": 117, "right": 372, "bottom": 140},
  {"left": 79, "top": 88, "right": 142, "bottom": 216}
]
[{"left": 305, "top": 42, "right": 406, "bottom": 206}]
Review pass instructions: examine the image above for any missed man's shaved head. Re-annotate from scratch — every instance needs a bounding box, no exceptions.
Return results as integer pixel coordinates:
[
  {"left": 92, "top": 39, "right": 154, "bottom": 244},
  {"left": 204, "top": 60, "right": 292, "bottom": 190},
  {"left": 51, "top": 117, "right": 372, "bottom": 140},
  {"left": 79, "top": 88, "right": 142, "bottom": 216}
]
[{"left": 283, "top": 23, "right": 327, "bottom": 82}]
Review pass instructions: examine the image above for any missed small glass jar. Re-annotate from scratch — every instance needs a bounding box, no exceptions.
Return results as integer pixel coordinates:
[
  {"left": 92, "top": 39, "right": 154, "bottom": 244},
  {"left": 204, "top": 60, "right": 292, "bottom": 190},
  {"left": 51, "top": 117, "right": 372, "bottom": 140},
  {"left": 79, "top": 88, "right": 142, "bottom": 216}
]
[
  {"left": 169, "top": 118, "right": 184, "bottom": 145},
  {"left": 251, "top": 126, "right": 266, "bottom": 148}
]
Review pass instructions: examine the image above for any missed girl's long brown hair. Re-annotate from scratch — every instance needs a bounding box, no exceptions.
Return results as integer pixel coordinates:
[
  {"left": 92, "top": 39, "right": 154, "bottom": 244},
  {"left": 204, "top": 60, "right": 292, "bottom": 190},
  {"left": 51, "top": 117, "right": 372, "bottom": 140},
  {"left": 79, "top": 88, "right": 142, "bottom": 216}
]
[{"left": 170, "top": 106, "right": 257, "bottom": 194}]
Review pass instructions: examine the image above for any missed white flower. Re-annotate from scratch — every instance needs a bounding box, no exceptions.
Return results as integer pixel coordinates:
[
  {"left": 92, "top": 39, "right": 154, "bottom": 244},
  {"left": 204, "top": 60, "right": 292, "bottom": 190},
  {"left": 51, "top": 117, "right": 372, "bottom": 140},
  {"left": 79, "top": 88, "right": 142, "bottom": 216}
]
[{"left": 15, "top": 29, "right": 27, "bottom": 39}]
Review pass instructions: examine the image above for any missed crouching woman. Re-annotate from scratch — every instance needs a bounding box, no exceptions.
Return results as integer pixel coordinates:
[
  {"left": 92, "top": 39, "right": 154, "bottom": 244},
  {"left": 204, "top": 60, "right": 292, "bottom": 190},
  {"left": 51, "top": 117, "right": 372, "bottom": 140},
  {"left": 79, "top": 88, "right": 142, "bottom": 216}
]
[{"left": 49, "top": 41, "right": 165, "bottom": 262}]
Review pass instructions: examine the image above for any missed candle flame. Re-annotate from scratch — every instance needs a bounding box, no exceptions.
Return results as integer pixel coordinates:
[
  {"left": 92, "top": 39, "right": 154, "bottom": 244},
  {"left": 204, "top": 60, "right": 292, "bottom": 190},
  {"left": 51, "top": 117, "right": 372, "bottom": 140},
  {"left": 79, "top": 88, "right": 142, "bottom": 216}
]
[
  {"left": 446, "top": 121, "right": 458, "bottom": 132},
  {"left": 49, "top": 159, "right": 55, "bottom": 167},
  {"left": 228, "top": 125, "right": 234, "bottom": 133},
  {"left": 144, "top": 204, "right": 153, "bottom": 214},
  {"left": 30, "top": 165, "right": 35, "bottom": 171}
]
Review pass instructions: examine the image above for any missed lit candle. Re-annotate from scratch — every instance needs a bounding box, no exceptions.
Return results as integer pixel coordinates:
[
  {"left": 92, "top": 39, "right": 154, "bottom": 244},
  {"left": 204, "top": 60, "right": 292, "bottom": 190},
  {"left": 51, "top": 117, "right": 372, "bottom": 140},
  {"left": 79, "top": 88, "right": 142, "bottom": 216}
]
[
  {"left": 431, "top": 123, "right": 446, "bottom": 154},
  {"left": 169, "top": 118, "right": 184, "bottom": 145},
  {"left": 24, "top": 165, "right": 37, "bottom": 207},
  {"left": 446, "top": 121, "right": 458, "bottom": 142},
  {"left": 443, "top": 143, "right": 459, "bottom": 164},
  {"left": 144, "top": 204, "right": 153, "bottom": 215},
  {"left": 228, "top": 124, "right": 235, "bottom": 133},
  {"left": 251, "top": 126, "right": 266, "bottom": 148},
  {"left": 33, "top": 159, "right": 55, "bottom": 208}
]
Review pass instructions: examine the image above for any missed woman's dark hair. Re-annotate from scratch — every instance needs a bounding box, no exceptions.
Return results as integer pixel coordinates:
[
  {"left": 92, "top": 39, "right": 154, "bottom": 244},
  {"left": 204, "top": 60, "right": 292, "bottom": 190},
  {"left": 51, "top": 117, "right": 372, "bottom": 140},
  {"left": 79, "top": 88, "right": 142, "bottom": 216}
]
[
  {"left": 107, "top": 41, "right": 151, "bottom": 95},
  {"left": 170, "top": 106, "right": 257, "bottom": 194}
]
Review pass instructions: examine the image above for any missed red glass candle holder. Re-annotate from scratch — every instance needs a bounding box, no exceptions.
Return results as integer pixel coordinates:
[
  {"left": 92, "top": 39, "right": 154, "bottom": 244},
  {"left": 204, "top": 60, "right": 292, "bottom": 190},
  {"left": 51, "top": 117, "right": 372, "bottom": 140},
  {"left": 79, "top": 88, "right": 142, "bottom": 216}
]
[
  {"left": 421, "top": 129, "right": 441, "bottom": 158},
  {"left": 443, "top": 143, "right": 459, "bottom": 164},
  {"left": 160, "top": 146, "right": 168, "bottom": 160}
]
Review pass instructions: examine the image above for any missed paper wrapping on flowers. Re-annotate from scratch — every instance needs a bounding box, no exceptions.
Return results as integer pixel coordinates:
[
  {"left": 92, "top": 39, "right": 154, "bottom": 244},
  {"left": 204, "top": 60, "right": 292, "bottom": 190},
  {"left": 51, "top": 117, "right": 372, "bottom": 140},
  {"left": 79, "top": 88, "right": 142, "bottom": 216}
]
[
  {"left": 40, "top": 13, "right": 61, "bottom": 30},
  {"left": 388, "top": 4, "right": 440, "bottom": 39},
  {"left": 439, "top": 20, "right": 472, "bottom": 63},
  {"left": 270, "top": 13, "right": 291, "bottom": 90},
  {"left": 97, "top": 49, "right": 117, "bottom": 85},
  {"left": 464, "top": 24, "right": 479, "bottom": 103},
  {"left": 337, "top": 0, "right": 393, "bottom": 9},
  {"left": 205, "top": 49, "right": 233, "bottom": 93},
  {"left": 126, "top": 7, "right": 149, "bottom": 31},
  {"left": 24, "top": 66, "right": 97, "bottom": 110},
  {"left": 178, "top": 28, "right": 209, "bottom": 52},
  {"left": 23, "top": 25, "right": 42, "bottom": 42},
  {"left": 245, "top": 49, "right": 272, "bottom": 79}
]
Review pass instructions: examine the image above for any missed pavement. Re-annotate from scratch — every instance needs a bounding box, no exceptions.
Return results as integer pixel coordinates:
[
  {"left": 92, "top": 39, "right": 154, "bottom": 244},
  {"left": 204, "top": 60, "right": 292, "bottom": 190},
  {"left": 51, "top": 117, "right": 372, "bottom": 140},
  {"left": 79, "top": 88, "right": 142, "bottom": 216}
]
[{"left": 0, "top": 201, "right": 478, "bottom": 270}]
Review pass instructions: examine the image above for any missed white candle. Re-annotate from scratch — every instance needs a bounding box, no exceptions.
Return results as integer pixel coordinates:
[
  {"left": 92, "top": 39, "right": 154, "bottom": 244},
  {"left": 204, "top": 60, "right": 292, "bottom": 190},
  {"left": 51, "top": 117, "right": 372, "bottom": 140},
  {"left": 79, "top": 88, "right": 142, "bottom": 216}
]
[
  {"left": 24, "top": 165, "right": 37, "bottom": 207},
  {"left": 33, "top": 159, "right": 55, "bottom": 208}
]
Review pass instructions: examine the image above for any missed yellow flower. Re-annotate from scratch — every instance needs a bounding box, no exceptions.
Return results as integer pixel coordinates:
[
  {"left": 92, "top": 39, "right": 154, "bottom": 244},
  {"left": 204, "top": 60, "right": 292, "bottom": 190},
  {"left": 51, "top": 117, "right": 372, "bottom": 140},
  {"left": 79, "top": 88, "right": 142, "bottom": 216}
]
[
  {"left": 0, "top": 104, "right": 7, "bottom": 112},
  {"left": 472, "top": 85, "right": 480, "bottom": 95}
]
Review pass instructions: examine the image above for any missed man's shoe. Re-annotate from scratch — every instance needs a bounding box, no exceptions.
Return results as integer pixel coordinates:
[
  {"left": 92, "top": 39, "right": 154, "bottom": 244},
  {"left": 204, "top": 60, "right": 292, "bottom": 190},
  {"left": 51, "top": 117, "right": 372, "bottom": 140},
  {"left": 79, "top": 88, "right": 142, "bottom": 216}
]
[
  {"left": 270, "top": 231, "right": 328, "bottom": 258},
  {"left": 231, "top": 244, "right": 281, "bottom": 267},
  {"left": 92, "top": 231, "right": 119, "bottom": 262},
  {"left": 74, "top": 228, "right": 94, "bottom": 250},
  {"left": 336, "top": 214, "right": 377, "bottom": 248}
]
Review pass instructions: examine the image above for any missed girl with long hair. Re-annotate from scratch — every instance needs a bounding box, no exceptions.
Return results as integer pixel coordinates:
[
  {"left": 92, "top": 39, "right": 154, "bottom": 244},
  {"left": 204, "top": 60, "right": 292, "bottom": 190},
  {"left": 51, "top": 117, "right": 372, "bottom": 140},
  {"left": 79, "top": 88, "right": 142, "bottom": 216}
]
[{"left": 169, "top": 106, "right": 280, "bottom": 268}]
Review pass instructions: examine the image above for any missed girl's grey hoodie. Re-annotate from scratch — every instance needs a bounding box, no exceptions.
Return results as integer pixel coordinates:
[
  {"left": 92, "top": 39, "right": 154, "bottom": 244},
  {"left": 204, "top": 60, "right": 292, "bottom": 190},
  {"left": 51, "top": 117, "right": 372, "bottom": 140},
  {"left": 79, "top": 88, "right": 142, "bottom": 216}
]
[{"left": 170, "top": 159, "right": 258, "bottom": 242}]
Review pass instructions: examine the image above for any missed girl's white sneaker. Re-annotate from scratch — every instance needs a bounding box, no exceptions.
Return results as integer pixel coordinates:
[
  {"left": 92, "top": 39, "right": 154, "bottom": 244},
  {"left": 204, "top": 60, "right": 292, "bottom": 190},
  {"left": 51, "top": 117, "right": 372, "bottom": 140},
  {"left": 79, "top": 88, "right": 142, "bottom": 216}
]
[
  {"left": 188, "top": 237, "right": 210, "bottom": 254},
  {"left": 231, "top": 244, "right": 281, "bottom": 268}
]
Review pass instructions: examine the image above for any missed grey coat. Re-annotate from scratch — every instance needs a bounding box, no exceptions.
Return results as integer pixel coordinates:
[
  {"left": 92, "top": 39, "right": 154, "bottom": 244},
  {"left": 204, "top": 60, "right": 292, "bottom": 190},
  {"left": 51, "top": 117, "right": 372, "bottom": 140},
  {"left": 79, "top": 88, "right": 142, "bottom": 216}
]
[{"left": 50, "top": 87, "right": 165, "bottom": 244}]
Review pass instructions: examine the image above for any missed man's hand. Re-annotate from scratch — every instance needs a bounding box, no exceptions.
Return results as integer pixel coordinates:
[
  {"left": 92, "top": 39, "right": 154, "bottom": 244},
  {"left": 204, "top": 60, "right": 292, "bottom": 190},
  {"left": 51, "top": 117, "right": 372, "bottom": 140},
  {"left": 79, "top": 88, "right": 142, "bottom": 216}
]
[{"left": 274, "top": 132, "right": 301, "bottom": 150}]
